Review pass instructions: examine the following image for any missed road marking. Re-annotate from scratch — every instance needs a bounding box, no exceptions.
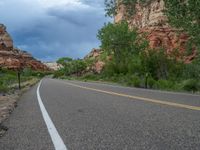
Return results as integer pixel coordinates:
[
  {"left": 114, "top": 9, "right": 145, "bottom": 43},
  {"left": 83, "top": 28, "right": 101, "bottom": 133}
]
[
  {"left": 70, "top": 80, "right": 200, "bottom": 97},
  {"left": 37, "top": 80, "right": 67, "bottom": 150},
  {"left": 65, "top": 82, "right": 200, "bottom": 111}
]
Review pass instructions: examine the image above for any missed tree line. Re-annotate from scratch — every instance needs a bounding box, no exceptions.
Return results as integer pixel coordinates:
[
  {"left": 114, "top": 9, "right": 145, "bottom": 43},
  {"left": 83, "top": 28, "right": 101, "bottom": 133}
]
[{"left": 54, "top": 0, "right": 200, "bottom": 92}]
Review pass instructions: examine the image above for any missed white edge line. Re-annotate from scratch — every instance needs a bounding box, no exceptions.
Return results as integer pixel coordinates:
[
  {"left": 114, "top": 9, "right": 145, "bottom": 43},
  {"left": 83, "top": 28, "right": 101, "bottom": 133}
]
[{"left": 37, "top": 80, "right": 67, "bottom": 150}]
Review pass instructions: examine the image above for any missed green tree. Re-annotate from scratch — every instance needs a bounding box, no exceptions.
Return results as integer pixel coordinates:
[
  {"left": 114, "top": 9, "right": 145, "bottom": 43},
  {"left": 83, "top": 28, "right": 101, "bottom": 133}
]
[
  {"left": 57, "top": 57, "right": 73, "bottom": 66},
  {"left": 55, "top": 57, "right": 87, "bottom": 77},
  {"left": 165, "top": 0, "right": 200, "bottom": 52},
  {"left": 140, "top": 49, "right": 184, "bottom": 80},
  {"left": 105, "top": 0, "right": 200, "bottom": 52},
  {"left": 71, "top": 59, "right": 87, "bottom": 76},
  {"left": 57, "top": 57, "right": 73, "bottom": 76},
  {"left": 97, "top": 21, "right": 148, "bottom": 74}
]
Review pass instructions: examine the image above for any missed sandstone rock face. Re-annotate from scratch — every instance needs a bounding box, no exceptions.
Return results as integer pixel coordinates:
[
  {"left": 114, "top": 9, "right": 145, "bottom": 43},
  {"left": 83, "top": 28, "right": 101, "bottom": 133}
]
[
  {"left": 0, "top": 24, "right": 13, "bottom": 49},
  {"left": 0, "top": 24, "right": 49, "bottom": 71},
  {"left": 115, "top": 0, "right": 194, "bottom": 61},
  {"left": 44, "top": 62, "right": 62, "bottom": 71},
  {"left": 84, "top": 49, "right": 105, "bottom": 73},
  {"left": 94, "top": 61, "right": 105, "bottom": 74},
  {"left": 85, "top": 48, "right": 102, "bottom": 59},
  {"left": 115, "top": 0, "right": 167, "bottom": 28}
]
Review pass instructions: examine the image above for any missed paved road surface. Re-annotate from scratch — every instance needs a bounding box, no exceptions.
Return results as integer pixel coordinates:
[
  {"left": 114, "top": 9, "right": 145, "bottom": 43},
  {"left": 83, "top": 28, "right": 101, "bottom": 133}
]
[{"left": 0, "top": 78, "right": 200, "bottom": 150}]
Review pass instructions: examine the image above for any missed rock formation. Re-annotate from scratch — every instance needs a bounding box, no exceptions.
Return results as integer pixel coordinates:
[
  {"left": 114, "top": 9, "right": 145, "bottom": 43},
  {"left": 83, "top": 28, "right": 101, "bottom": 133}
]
[
  {"left": 115, "top": 0, "right": 195, "bottom": 62},
  {"left": 44, "top": 62, "right": 62, "bottom": 71},
  {"left": 0, "top": 24, "right": 49, "bottom": 71},
  {"left": 84, "top": 0, "right": 195, "bottom": 73},
  {"left": 84, "top": 49, "right": 105, "bottom": 73}
]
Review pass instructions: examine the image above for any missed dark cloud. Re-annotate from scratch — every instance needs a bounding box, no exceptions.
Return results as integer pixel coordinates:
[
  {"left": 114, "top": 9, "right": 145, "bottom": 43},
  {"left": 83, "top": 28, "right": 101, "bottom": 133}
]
[{"left": 0, "top": 0, "right": 110, "bottom": 61}]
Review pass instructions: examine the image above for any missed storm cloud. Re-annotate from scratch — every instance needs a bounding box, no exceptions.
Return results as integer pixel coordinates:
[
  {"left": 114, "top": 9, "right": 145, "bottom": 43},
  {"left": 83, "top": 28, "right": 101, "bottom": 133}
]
[{"left": 0, "top": 0, "right": 110, "bottom": 61}]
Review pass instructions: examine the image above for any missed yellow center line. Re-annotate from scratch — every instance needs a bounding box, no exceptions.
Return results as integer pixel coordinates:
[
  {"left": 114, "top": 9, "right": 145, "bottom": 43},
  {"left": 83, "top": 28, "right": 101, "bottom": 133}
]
[{"left": 65, "top": 82, "right": 200, "bottom": 111}]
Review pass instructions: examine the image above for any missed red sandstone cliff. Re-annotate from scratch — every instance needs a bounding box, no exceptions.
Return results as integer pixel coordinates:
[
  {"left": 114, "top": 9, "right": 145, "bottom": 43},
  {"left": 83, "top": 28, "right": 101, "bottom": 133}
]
[
  {"left": 0, "top": 24, "right": 49, "bottom": 71},
  {"left": 115, "top": 0, "right": 195, "bottom": 62}
]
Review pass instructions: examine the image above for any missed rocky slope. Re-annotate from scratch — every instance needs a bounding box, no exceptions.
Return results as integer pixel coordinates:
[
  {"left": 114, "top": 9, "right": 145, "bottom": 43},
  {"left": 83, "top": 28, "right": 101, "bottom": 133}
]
[
  {"left": 84, "top": 49, "right": 105, "bottom": 74},
  {"left": 115, "top": 0, "right": 195, "bottom": 62},
  {"left": 0, "top": 24, "right": 49, "bottom": 71}
]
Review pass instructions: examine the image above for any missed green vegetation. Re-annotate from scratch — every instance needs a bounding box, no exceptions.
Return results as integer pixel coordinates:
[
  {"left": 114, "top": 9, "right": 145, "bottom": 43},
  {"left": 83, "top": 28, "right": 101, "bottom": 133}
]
[
  {"left": 0, "top": 68, "right": 49, "bottom": 94},
  {"left": 105, "top": 0, "right": 200, "bottom": 53},
  {"left": 54, "top": 0, "right": 200, "bottom": 93},
  {"left": 54, "top": 20, "right": 200, "bottom": 93},
  {"left": 53, "top": 58, "right": 87, "bottom": 78},
  {"left": 105, "top": 0, "right": 154, "bottom": 17},
  {"left": 165, "top": 0, "right": 200, "bottom": 52}
]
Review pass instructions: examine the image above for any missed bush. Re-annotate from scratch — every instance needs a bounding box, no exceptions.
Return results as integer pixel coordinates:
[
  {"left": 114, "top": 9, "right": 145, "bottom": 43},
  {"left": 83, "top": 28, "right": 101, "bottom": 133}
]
[
  {"left": 53, "top": 70, "right": 65, "bottom": 78},
  {"left": 81, "top": 73, "right": 100, "bottom": 81},
  {"left": 0, "top": 79, "right": 9, "bottom": 93},
  {"left": 0, "top": 84, "right": 8, "bottom": 93},
  {"left": 148, "top": 77, "right": 156, "bottom": 89},
  {"left": 102, "top": 61, "right": 117, "bottom": 77},
  {"left": 23, "top": 68, "right": 33, "bottom": 76},
  {"left": 155, "top": 80, "right": 175, "bottom": 90},
  {"left": 124, "top": 75, "right": 141, "bottom": 87},
  {"left": 132, "top": 76, "right": 141, "bottom": 87},
  {"left": 181, "top": 79, "right": 200, "bottom": 92}
]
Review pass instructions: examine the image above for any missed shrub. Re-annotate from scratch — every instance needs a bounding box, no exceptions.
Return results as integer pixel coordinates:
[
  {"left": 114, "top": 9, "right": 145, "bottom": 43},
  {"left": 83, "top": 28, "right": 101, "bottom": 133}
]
[
  {"left": 53, "top": 70, "right": 65, "bottom": 78},
  {"left": 81, "top": 73, "right": 100, "bottom": 81},
  {"left": 102, "top": 61, "right": 117, "bottom": 77},
  {"left": 132, "top": 76, "right": 141, "bottom": 87},
  {"left": 125, "top": 75, "right": 141, "bottom": 87},
  {"left": 0, "top": 81, "right": 8, "bottom": 93},
  {"left": 181, "top": 79, "right": 200, "bottom": 92},
  {"left": 148, "top": 77, "right": 156, "bottom": 89},
  {"left": 155, "top": 80, "right": 175, "bottom": 90},
  {"left": 23, "top": 68, "right": 33, "bottom": 76}
]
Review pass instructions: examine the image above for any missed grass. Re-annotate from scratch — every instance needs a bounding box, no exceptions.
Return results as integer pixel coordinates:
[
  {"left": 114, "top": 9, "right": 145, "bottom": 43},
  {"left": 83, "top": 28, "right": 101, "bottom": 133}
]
[
  {"left": 55, "top": 73, "right": 200, "bottom": 94},
  {"left": 0, "top": 68, "right": 50, "bottom": 94}
]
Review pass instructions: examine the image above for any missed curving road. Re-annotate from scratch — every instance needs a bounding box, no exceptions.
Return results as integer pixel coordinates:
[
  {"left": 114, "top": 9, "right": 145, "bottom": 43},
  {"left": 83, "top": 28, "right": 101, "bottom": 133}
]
[{"left": 0, "top": 78, "right": 200, "bottom": 150}]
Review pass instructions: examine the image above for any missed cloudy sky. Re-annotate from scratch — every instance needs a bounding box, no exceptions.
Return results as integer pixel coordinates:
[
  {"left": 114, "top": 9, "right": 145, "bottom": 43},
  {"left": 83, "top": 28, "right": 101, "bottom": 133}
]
[{"left": 0, "top": 0, "right": 111, "bottom": 61}]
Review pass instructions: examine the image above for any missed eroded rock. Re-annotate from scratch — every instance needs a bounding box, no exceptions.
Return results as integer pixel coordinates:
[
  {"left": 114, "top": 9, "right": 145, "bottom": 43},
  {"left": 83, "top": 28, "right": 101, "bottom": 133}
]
[
  {"left": 0, "top": 24, "right": 49, "bottom": 71},
  {"left": 115, "top": 0, "right": 195, "bottom": 62}
]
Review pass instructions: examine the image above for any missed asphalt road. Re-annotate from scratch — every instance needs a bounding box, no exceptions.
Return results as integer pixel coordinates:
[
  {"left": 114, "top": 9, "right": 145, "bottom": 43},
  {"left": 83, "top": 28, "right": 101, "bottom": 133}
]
[{"left": 0, "top": 78, "right": 200, "bottom": 150}]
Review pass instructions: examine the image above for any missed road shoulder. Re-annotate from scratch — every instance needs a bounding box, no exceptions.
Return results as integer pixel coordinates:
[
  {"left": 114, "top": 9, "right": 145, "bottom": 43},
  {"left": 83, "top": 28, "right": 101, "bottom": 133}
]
[{"left": 0, "top": 78, "right": 40, "bottom": 137}]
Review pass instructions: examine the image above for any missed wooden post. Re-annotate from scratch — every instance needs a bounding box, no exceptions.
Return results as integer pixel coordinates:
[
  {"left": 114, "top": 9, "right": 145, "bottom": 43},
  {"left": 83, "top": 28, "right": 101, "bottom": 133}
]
[
  {"left": 17, "top": 70, "right": 21, "bottom": 90},
  {"left": 17, "top": 53, "right": 25, "bottom": 90}
]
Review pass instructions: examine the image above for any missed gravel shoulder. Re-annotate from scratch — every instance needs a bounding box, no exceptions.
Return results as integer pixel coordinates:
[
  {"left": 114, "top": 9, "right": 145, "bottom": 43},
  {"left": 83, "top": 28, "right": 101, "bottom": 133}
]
[{"left": 0, "top": 78, "right": 40, "bottom": 137}]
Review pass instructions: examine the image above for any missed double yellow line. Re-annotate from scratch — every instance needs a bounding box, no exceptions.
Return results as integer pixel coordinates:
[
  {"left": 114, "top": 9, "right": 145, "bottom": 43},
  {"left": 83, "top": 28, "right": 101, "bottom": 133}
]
[{"left": 65, "top": 82, "right": 200, "bottom": 111}]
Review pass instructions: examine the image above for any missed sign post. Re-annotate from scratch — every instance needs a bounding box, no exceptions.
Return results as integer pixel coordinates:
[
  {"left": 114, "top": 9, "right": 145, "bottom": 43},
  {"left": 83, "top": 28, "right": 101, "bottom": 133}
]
[
  {"left": 17, "top": 70, "right": 21, "bottom": 90},
  {"left": 17, "top": 53, "right": 25, "bottom": 90}
]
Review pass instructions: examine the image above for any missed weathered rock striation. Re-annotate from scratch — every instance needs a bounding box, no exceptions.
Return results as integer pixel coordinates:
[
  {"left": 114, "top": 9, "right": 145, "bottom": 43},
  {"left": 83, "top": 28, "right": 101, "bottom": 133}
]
[
  {"left": 115, "top": 0, "right": 195, "bottom": 62},
  {"left": 0, "top": 24, "right": 49, "bottom": 71}
]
